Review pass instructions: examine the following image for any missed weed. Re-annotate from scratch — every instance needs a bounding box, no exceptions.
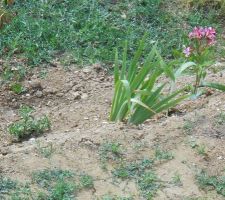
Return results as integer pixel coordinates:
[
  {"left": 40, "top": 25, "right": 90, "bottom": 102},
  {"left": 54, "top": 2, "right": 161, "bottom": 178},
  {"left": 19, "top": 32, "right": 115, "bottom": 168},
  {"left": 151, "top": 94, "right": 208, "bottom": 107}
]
[
  {"left": 101, "top": 195, "right": 133, "bottom": 200},
  {"left": 48, "top": 180, "right": 76, "bottom": 200},
  {"left": 8, "top": 105, "right": 51, "bottom": 139},
  {"left": 10, "top": 82, "right": 25, "bottom": 94},
  {"left": 155, "top": 148, "right": 174, "bottom": 161},
  {"left": 183, "top": 119, "right": 196, "bottom": 134},
  {"left": 36, "top": 141, "right": 54, "bottom": 158},
  {"left": 0, "top": 176, "right": 17, "bottom": 195},
  {"left": 214, "top": 112, "right": 225, "bottom": 127},
  {"left": 99, "top": 142, "right": 123, "bottom": 169},
  {"left": 196, "top": 170, "right": 225, "bottom": 197},
  {"left": 32, "top": 169, "right": 74, "bottom": 189},
  {"left": 113, "top": 159, "right": 154, "bottom": 180},
  {"left": 0, "top": 176, "right": 32, "bottom": 200},
  {"left": 137, "top": 171, "right": 161, "bottom": 200},
  {"left": 172, "top": 172, "right": 182, "bottom": 186},
  {"left": 196, "top": 144, "right": 207, "bottom": 156},
  {"left": 79, "top": 174, "right": 94, "bottom": 189}
]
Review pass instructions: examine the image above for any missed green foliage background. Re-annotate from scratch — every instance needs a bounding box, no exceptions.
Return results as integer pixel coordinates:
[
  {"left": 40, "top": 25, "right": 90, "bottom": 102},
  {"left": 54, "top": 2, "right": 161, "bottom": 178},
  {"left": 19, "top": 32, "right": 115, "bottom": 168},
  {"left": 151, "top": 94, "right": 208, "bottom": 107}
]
[{"left": 0, "top": 0, "right": 223, "bottom": 66}]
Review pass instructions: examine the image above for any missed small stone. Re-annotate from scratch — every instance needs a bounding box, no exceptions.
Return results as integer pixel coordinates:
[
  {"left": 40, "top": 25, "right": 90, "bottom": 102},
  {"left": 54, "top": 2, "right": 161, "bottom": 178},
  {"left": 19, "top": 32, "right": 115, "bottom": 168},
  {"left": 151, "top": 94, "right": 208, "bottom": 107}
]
[
  {"left": 72, "top": 92, "right": 81, "bottom": 100},
  {"left": 81, "top": 93, "right": 88, "bottom": 100},
  {"left": 56, "top": 93, "right": 64, "bottom": 97},
  {"left": 29, "top": 138, "right": 36, "bottom": 143},
  {"left": 36, "top": 90, "right": 43, "bottom": 98},
  {"left": 82, "top": 68, "right": 92, "bottom": 74}
]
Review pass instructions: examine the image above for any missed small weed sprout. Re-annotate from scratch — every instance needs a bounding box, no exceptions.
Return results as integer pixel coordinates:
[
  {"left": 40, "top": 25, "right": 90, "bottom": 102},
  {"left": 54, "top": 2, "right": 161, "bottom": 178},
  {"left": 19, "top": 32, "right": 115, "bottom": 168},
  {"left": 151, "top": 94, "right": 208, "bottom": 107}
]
[
  {"left": 138, "top": 171, "right": 161, "bottom": 200},
  {"left": 196, "top": 144, "right": 207, "bottom": 156},
  {"left": 8, "top": 105, "right": 51, "bottom": 139},
  {"left": 79, "top": 174, "right": 94, "bottom": 189},
  {"left": 36, "top": 141, "right": 54, "bottom": 158},
  {"left": 196, "top": 170, "right": 225, "bottom": 197},
  {"left": 155, "top": 148, "right": 174, "bottom": 161},
  {"left": 99, "top": 142, "right": 123, "bottom": 169},
  {"left": 172, "top": 172, "right": 182, "bottom": 186}
]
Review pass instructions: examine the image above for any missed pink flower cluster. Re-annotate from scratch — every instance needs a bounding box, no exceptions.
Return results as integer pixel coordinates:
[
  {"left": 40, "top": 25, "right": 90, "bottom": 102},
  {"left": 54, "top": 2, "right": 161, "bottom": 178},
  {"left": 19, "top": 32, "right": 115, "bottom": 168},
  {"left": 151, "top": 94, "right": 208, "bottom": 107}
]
[
  {"left": 183, "top": 26, "right": 216, "bottom": 57},
  {"left": 188, "top": 26, "right": 216, "bottom": 45}
]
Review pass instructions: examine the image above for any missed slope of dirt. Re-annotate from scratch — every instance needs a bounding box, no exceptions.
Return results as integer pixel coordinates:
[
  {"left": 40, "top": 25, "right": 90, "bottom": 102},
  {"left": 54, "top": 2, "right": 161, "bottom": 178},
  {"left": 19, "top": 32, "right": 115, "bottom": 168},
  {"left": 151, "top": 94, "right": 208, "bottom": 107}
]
[{"left": 1, "top": 65, "right": 225, "bottom": 199}]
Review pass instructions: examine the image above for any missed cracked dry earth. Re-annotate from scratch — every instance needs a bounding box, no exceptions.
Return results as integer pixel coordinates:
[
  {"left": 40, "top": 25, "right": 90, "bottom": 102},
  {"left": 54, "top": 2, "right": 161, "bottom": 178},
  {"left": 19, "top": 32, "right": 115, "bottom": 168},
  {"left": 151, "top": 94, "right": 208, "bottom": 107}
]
[{"left": 1, "top": 64, "right": 225, "bottom": 199}]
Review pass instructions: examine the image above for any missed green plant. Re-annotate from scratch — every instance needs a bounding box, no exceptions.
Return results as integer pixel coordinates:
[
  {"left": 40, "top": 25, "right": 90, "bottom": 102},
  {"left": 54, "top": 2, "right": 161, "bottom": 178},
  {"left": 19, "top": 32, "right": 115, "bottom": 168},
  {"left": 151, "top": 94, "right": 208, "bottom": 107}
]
[
  {"left": 196, "top": 144, "right": 207, "bottom": 156},
  {"left": 196, "top": 170, "right": 225, "bottom": 197},
  {"left": 99, "top": 142, "right": 124, "bottom": 169},
  {"left": 0, "top": 176, "right": 17, "bottom": 195},
  {"left": 110, "top": 36, "right": 189, "bottom": 125},
  {"left": 183, "top": 119, "right": 196, "bottom": 134},
  {"left": 155, "top": 148, "right": 174, "bottom": 161},
  {"left": 214, "top": 112, "right": 225, "bottom": 127},
  {"left": 172, "top": 172, "right": 182, "bottom": 186},
  {"left": 183, "top": 27, "right": 225, "bottom": 96},
  {"left": 48, "top": 180, "right": 76, "bottom": 200},
  {"left": 101, "top": 195, "right": 133, "bottom": 200},
  {"left": 36, "top": 141, "right": 54, "bottom": 158},
  {"left": 10, "top": 82, "right": 25, "bottom": 94},
  {"left": 8, "top": 105, "right": 51, "bottom": 139},
  {"left": 32, "top": 169, "right": 74, "bottom": 189},
  {"left": 113, "top": 159, "right": 154, "bottom": 180},
  {"left": 79, "top": 174, "right": 94, "bottom": 189},
  {"left": 137, "top": 171, "right": 161, "bottom": 200}
]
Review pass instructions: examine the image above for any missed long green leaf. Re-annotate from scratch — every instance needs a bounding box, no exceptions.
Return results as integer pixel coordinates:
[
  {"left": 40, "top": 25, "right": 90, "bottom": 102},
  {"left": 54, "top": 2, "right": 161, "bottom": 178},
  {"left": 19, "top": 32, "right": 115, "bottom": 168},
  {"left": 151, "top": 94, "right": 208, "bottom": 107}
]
[
  {"left": 201, "top": 82, "right": 225, "bottom": 91},
  {"left": 120, "top": 40, "right": 128, "bottom": 79},
  {"left": 114, "top": 48, "right": 119, "bottom": 85},
  {"left": 127, "top": 34, "right": 147, "bottom": 82},
  {"left": 175, "top": 62, "right": 196, "bottom": 78},
  {"left": 156, "top": 51, "right": 175, "bottom": 81},
  {"left": 130, "top": 46, "right": 157, "bottom": 90}
]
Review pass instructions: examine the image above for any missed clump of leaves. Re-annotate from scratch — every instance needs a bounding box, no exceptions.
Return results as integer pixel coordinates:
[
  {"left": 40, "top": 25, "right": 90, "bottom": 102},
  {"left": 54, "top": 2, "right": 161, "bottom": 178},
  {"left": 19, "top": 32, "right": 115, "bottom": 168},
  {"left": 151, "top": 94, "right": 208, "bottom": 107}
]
[
  {"left": 8, "top": 105, "right": 51, "bottom": 139},
  {"left": 0, "top": 176, "right": 17, "bottom": 195},
  {"left": 10, "top": 82, "right": 25, "bottom": 94},
  {"left": 0, "top": 176, "right": 32, "bottom": 200},
  {"left": 32, "top": 169, "right": 74, "bottom": 189},
  {"left": 32, "top": 169, "right": 94, "bottom": 199},
  {"left": 110, "top": 36, "right": 190, "bottom": 125},
  {"left": 113, "top": 159, "right": 154, "bottom": 180},
  {"left": 196, "top": 170, "right": 225, "bottom": 196},
  {"left": 137, "top": 171, "right": 161, "bottom": 200},
  {"left": 36, "top": 141, "right": 54, "bottom": 159},
  {"left": 155, "top": 148, "right": 174, "bottom": 161},
  {"left": 79, "top": 174, "right": 94, "bottom": 189},
  {"left": 99, "top": 142, "right": 124, "bottom": 169},
  {"left": 101, "top": 195, "right": 133, "bottom": 200}
]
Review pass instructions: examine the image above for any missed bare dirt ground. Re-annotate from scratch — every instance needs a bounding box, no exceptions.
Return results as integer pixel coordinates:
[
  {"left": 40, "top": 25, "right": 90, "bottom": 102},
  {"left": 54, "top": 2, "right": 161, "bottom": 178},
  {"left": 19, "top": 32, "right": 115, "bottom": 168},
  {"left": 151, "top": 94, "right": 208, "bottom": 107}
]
[{"left": 1, "top": 63, "right": 225, "bottom": 199}]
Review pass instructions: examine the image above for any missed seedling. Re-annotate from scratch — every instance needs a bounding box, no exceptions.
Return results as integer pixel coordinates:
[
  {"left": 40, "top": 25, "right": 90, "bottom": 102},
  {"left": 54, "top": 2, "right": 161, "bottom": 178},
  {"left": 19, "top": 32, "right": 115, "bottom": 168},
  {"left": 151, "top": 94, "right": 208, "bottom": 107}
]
[
  {"left": 79, "top": 174, "right": 94, "bottom": 189},
  {"left": 8, "top": 105, "right": 51, "bottom": 139},
  {"left": 196, "top": 144, "right": 207, "bottom": 156},
  {"left": 172, "top": 172, "right": 182, "bottom": 186},
  {"left": 196, "top": 170, "right": 225, "bottom": 197},
  {"left": 36, "top": 141, "right": 54, "bottom": 158},
  {"left": 99, "top": 142, "right": 124, "bottom": 169},
  {"left": 137, "top": 171, "right": 161, "bottom": 200},
  {"left": 155, "top": 148, "right": 174, "bottom": 161},
  {"left": 10, "top": 82, "right": 25, "bottom": 94},
  {"left": 113, "top": 159, "right": 154, "bottom": 179},
  {"left": 101, "top": 195, "right": 133, "bottom": 200}
]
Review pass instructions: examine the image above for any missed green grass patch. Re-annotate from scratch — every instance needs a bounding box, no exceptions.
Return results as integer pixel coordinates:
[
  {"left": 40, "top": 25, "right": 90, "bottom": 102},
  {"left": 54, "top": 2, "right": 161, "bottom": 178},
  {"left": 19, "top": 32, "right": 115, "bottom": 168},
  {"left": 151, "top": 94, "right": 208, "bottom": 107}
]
[
  {"left": 197, "top": 170, "right": 225, "bottom": 197},
  {"left": 0, "top": 0, "right": 222, "bottom": 66}
]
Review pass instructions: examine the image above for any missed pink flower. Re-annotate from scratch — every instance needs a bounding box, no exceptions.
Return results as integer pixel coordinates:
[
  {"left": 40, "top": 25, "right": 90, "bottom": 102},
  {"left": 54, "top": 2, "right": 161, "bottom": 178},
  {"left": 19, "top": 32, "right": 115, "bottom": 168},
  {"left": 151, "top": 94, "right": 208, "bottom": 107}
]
[
  {"left": 204, "top": 27, "right": 216, "bottom": 40},
  {"left": 183, "top": 47, "right": 192, "bottom": 57},
  {"left": 189, "top": 27, "right": 205, "bottom": 39}
]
